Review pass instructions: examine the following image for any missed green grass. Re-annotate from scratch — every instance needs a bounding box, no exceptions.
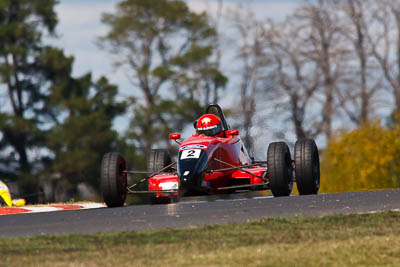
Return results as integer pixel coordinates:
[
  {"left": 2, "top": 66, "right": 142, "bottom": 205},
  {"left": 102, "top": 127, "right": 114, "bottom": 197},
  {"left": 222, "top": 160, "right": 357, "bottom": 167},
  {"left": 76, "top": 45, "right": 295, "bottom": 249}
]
[{"left": 2, "top": 211, "right": 400, "bottom": 266}]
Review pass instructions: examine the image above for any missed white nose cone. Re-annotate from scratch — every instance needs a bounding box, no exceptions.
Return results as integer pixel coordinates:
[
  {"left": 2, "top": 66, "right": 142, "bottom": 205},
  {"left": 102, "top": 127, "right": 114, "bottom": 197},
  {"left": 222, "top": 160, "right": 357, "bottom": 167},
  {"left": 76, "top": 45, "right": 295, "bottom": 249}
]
[{"left": 160, "top": 182, "right": 179, "bottom": 190}]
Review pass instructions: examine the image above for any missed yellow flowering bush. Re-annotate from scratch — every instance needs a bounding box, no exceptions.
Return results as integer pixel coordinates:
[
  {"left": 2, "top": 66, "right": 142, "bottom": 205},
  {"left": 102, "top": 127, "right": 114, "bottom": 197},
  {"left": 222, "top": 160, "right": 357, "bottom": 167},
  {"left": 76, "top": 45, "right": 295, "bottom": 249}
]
[{"left": 320, "top": 120, "right": 400, "bottom": 193}]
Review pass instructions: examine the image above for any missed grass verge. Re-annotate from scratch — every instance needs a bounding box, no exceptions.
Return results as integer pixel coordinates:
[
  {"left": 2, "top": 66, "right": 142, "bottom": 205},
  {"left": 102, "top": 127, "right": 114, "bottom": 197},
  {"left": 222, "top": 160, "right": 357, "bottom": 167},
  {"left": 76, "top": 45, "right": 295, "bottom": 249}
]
[{"left": 1, "top": 211, "right": 400, "bottom": 266}]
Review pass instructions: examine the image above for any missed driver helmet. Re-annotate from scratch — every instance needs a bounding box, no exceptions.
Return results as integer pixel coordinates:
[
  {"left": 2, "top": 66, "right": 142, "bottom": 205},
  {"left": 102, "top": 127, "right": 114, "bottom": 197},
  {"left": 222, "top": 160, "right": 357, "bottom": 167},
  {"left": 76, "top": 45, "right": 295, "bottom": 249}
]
[{"left": 196, "top": 114, "right": 223, "bottom": 137}]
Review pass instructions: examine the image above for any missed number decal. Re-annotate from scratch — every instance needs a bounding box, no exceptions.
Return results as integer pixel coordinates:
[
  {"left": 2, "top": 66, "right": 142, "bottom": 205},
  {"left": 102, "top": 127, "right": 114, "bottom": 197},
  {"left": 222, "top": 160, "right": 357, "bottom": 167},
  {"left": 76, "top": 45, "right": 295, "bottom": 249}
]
[{"left": 180, "top": 149, "right": 201, "bottom": 159}]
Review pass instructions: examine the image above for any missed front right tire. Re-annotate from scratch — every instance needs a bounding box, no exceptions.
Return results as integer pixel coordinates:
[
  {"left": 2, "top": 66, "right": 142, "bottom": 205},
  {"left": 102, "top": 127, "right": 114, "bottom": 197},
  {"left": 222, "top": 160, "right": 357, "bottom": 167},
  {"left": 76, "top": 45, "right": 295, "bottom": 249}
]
[
  {"left": 101, "top": 152, "right": 127, "bottom": 207},
  {"left": 267, "top": 142, "right": 293, "bottom": 197}
]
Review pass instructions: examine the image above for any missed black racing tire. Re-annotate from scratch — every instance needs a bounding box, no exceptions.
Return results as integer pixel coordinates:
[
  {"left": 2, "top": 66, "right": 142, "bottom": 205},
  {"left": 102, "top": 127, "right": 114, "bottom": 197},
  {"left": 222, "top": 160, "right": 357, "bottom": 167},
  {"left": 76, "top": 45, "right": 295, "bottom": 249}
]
[
  {"left": 147, "top": 149, "right": 172, "bottom": 174},
  {"left": 147, "top": 149, "right": 176, "bottom": 204},
  {"left": 101, "top": 152, "right": 127, "bottom": 207},
  {"left": 267, "top": 142, "right": 293, "bottom": 197},
  {"left": 294, "top": 139, "right": 320, "bottom": 195}
]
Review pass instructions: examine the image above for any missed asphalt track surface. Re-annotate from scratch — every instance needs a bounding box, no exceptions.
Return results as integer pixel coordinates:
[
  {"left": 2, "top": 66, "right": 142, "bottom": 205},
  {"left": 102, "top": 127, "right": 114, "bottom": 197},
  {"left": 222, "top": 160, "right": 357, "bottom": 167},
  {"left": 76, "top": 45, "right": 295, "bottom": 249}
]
[{"left": 1, "top": 189, "right": 400, "bottom": 237}]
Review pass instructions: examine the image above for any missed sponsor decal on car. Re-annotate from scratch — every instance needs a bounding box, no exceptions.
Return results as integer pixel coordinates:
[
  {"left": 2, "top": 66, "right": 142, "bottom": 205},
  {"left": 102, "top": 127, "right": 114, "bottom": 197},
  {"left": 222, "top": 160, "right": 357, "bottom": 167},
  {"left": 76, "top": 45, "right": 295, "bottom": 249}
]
[
  {"left": 179, "top": 144, "right": 207, "bottom": 151},
  {"left": 197, "top": 125, "right": 217, "bottom": 130}
]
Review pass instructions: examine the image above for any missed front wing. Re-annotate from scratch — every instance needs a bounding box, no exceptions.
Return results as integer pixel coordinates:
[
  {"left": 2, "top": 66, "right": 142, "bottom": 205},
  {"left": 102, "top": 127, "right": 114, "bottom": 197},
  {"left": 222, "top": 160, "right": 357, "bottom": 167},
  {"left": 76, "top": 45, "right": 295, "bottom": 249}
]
[{"left": 146, "top": 166, "right": 268, "bottom": 197}]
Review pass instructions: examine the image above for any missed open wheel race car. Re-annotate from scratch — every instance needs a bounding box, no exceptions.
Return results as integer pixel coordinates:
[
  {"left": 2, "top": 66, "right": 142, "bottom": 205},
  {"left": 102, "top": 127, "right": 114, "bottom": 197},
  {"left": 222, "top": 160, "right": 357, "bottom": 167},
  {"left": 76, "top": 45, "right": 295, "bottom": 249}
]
[{"left": 100, "top": 104, "right": 320, "bottom": 207}]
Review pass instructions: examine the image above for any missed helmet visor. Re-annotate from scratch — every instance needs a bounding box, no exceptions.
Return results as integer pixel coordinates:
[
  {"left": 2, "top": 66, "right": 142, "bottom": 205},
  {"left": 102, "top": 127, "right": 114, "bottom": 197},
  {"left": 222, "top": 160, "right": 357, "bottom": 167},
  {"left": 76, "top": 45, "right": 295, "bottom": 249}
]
[{"left": 197, "top": 124, "right": 222, "bottom": 136}]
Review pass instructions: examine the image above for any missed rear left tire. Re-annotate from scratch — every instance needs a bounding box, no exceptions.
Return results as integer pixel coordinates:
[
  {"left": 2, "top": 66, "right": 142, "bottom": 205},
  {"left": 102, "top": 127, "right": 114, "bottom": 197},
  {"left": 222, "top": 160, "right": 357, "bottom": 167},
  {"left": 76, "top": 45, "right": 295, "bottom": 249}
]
[{"left": 294, "top": 139, "right": 320, "bottom": 195}]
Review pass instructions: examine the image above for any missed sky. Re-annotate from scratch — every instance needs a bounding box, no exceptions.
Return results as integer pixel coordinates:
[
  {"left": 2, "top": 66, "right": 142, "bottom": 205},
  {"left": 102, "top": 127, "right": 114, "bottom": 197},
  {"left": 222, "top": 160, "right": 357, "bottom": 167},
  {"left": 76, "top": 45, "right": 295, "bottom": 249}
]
[
  {"left": 45, "top": 0, "right": 300, "bottom": 155},
  {"left": 48, "top": 0, "right": 298, "bottom": 85}
]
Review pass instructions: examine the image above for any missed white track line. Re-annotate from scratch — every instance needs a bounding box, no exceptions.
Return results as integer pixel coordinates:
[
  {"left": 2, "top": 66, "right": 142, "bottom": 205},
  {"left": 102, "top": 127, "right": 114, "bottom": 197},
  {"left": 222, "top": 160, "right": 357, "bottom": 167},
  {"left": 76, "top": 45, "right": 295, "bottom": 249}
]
[
  {"left": 25, "top": 207, "right": 60, "bottom": 213},
  {"left": 0, "top": 203, "right": 106, "bottom": 215},
  {"left": 77, "top": 203, "right": 106, "bottom": 209}
]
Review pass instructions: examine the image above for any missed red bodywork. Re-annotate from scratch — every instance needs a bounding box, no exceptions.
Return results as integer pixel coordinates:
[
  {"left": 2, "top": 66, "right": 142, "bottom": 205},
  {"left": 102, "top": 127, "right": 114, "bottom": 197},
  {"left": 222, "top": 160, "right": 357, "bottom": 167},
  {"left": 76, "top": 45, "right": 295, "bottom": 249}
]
[{"left": 148, "top": 130, "right": 268, "bottom": 198}]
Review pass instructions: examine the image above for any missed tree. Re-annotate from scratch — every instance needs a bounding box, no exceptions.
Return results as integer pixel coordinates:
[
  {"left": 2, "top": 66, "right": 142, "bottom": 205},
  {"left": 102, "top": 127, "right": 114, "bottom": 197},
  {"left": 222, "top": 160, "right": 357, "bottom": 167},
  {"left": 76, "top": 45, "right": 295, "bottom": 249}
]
[
  {"left": 330, "top": 0, "right": 382, "bottom": 125},
  {"left": 0, "top": 0, "right": 127, "bottom": 199},
  {"left": 47, "top": 75, "right": 126, "bottom": 190},
  {"left": 0, "top": 0, "right": 58, "bottom": 188},
  {"left": 98, "top": 0, "right": 227, "bottom": 156},
  {"left": 368, "top": 0, "right": 400, "bottom": 114},
  {"left": 263, "top": 17, "right": 322, "bottom": 140},
  {"left": 296, "top": 0, "right": 348, "bottom": 139},
  {"left": 228, "top": 7, "right": 271, "bottom": 153},
  {"left": 202, "top": 0, "right": 225, "bottom": 106}
]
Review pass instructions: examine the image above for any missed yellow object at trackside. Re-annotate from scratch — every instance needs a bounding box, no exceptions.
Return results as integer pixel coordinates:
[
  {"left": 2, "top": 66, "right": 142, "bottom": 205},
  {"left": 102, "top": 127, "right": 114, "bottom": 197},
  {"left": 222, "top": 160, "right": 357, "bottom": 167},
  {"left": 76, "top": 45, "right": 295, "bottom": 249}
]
[
  {"left": 0, "top": 180, "right": 12, "bottom": 207},
  {"left": 12, "top": 198, "right": 26, "bottom": 207}
]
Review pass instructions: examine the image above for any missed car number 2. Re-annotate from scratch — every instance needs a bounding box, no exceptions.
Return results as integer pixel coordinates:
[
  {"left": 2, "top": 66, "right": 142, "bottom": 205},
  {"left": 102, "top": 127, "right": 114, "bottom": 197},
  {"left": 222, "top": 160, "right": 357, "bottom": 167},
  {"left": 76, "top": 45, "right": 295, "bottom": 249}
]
[{"left": 180, "top": 149, "right": 201, "bottom": 160}]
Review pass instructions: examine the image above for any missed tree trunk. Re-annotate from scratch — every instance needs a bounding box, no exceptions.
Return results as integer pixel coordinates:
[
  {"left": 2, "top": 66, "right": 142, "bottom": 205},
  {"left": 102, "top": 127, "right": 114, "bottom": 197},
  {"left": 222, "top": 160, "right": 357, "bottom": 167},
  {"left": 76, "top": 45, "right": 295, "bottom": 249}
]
[{"left": 144, "top": 93, "right": 153, "bottom": 157}]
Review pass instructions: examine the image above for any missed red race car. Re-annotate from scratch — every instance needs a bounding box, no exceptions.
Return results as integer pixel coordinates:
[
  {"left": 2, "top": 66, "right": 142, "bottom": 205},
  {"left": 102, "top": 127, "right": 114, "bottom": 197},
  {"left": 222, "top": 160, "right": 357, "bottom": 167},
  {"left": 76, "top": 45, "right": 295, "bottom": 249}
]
[{"left": 101, "top": 104, "right": 320, "bottom": 207}]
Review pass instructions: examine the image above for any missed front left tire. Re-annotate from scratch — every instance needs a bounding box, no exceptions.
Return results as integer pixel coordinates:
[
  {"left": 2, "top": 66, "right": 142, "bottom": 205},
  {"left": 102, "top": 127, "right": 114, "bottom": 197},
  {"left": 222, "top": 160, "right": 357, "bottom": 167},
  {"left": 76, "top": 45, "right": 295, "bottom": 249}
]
[{"left": 147, "top": 149, "right": 172, "bottom": 174}]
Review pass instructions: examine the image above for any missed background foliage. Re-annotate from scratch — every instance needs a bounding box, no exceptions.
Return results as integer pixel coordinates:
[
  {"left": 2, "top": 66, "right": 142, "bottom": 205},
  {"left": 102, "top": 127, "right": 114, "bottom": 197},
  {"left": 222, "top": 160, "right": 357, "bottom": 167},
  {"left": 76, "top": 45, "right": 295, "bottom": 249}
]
[{"left": 321, "top": 119, "right": 400, "bottom": 193}]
